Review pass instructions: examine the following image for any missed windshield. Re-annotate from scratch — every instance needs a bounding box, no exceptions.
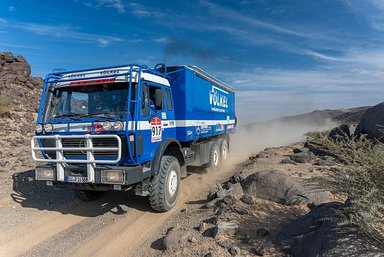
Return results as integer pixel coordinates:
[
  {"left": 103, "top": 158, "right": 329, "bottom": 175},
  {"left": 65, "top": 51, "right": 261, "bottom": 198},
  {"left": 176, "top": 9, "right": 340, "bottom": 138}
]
[{"left": 43, "top": 82, "right": 133, "bottom": 121}]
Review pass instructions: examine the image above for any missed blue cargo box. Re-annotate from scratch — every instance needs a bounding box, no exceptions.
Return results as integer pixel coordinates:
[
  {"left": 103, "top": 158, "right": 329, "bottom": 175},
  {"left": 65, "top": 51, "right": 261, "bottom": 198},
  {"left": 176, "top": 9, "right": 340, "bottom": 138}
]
[{"left": 167, "top": 66, "right": 236, "bottom": 142}]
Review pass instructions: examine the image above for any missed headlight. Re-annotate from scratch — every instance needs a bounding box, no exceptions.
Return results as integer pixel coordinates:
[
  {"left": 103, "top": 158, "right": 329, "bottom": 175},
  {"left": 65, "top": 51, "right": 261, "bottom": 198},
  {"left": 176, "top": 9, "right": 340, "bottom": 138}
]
[
  {"left": 43, "top": 123, "right": 53, "bottom": 133},
  {"left": 35, "top": 168, "right": 54, "bottom": 180},
  {"left": 113, "top": 121, "right": 123, "bottom": 130},
  {"left": 103, "top": 121, "right": 111, "bottom": 131},
  {"left": 101, "top": 170, "right": 125, "bottom": 184},
  {"left": 35, "top": 124, "right": 43, "bottom": 133}
]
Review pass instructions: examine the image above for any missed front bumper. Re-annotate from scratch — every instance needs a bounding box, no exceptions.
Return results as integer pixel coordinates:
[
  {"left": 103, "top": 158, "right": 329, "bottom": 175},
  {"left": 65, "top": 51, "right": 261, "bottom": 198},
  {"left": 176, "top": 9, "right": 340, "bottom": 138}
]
[{"left": 35, "top": 164, "right": 151, "bottom": 189}]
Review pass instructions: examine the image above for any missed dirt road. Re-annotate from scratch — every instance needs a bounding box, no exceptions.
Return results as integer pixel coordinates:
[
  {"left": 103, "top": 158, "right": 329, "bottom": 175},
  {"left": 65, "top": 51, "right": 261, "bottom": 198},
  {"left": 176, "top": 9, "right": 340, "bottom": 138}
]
[{"left": 0, "top": 165, "right": 237, "bottom": 257}]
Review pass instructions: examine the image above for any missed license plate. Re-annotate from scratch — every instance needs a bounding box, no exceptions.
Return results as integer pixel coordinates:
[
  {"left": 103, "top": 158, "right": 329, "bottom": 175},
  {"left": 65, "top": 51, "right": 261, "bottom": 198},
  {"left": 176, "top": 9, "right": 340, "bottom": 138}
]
[{"left": 65, "top": 176, "right": 88, "bottom": 183}]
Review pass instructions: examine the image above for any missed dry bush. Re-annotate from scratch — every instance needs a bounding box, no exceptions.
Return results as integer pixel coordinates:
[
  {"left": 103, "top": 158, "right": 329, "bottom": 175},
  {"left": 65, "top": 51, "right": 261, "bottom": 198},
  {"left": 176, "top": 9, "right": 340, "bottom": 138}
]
[
  {"left": 0, "top": 95, "right": 14, "bottom": 116},
  {"left": 307, "top": 132, "right": 384, "bottom": 243}
]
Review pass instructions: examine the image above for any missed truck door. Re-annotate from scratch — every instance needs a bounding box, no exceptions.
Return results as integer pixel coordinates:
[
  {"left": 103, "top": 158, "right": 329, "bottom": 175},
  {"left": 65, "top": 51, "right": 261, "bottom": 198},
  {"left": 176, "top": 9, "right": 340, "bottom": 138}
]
[{"left": 140, "top": 83, "right": 176, "bottom": 162}]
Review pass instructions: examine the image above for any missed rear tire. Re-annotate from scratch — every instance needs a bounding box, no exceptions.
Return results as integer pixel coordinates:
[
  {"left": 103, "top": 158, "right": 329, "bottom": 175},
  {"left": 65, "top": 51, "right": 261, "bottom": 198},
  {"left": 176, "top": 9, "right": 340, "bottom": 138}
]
[
  {"left": 149, "top": 155, "right": 181, "bottom": 212},
  {"left": 205, "top": 142, "right": 220, "bottom": 169},
  {"left": 219, "top": 138, "right": 229, "bottom": 162},
  {"left": 73, "top": 190, "right": 106, "bottom": 201}
]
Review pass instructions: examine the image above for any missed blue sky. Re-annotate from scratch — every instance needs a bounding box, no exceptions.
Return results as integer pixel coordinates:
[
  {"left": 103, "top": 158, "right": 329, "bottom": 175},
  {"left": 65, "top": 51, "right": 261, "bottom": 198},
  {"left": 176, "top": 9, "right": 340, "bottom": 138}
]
[{"left": 1, "top": 0, "right": 384, "bottom": 122}]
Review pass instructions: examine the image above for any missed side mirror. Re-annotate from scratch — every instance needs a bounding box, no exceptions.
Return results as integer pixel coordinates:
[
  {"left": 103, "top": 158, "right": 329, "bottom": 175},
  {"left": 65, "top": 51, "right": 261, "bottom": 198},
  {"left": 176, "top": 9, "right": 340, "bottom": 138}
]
[{"left": 154, "top": 89, "right": 163, "bottom": 109}]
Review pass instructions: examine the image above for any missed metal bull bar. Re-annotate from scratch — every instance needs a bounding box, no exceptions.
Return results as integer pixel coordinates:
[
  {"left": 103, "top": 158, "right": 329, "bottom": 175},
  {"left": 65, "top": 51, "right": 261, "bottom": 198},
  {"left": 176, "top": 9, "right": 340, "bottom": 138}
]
[{"left": 31, "top": 134, "right": 122, "bottom": 183}]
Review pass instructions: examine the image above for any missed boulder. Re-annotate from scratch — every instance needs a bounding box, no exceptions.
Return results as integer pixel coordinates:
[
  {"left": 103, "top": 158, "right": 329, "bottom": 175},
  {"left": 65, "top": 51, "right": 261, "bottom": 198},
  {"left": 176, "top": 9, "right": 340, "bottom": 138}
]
[
  {"left": 290, "top": 151, "right": 315, "bottom": 163},
  {"left": 276, "top": 202, "right": 384, "bottom": 257},
  {"left": 214, "top": 221, "right": 239, "bottom": 238},
  {"left": 227, "top": 183, "right": 244, "bottom": 200},
  {"left": 163, "top": 226, "right": 197, "bottom": 252},
  {"left": 355, "top": 102, "right": 384, "bottom": 141},
  {"left": 328, "top": 124, "right": 350, "bottom": 141},
  {"left": 207, "top": 183, "right": 223, "bottom": 200},
  {"left": 240, "top": 195, "right": 255, "bottom": 205},
  {"left": 241, "top": 170, "right": 331, "bottom": 205}
]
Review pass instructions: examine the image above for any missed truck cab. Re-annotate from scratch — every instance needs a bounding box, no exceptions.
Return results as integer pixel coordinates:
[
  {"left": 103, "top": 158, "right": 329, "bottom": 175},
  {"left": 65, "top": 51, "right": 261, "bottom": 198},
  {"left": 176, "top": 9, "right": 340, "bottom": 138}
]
[{"left": 32, "top": 64, "right": 235, "bottom": 211}]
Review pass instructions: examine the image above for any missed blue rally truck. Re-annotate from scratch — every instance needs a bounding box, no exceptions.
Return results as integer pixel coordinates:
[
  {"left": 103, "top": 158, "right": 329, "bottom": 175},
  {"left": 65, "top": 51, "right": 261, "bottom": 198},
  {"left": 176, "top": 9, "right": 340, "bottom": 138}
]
[{"left": 31, "top": 64, "right": 236, "bottom": 211}]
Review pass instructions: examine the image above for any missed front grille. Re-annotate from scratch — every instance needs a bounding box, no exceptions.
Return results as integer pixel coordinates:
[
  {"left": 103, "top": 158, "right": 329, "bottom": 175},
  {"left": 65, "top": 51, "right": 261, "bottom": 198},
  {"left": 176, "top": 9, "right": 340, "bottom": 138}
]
[{"left": 42, "top": 136, "right": 127, "bottom": 159}]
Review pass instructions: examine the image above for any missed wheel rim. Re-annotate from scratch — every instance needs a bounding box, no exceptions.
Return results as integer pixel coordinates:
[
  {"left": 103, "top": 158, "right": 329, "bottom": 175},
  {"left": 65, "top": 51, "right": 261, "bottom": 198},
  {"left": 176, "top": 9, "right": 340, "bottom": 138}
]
[
  {"left": 168, "top": 170, "right": 178, "bottom": 197},
  {"left": 222, "top": 144, "right": 227, "bottom": 160},
  {"left": 213, "top": 150, "right": 219, "bottom": 166}
]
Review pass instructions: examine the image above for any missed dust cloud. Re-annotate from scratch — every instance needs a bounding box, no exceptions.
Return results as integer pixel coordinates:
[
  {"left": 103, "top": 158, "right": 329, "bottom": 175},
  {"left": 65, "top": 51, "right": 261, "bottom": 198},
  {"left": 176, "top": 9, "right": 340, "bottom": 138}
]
[
  {"left": 229, "top": 117, "right": 336, "bottom": 162},
  {"left": 178, "top": 115, "right": 336, "bottom": 202}
]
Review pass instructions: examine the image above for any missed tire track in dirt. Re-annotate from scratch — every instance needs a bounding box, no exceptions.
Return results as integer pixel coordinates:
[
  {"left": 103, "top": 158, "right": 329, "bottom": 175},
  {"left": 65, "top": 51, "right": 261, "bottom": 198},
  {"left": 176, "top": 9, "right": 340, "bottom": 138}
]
[
  {"left": 1, "top": 163, "right": 238, "bottom": 257},
  {"left": 0, "top": 212, "right": 85, "bottom": 257},
  {"left": 70, "top": 166, "right": 238, "bottom": 257}
]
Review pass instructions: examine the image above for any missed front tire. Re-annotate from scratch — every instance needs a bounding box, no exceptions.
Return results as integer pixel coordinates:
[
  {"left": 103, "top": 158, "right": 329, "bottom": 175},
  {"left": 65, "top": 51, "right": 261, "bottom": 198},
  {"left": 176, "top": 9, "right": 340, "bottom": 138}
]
[{"left": 149, "top": 155, "right": 181, "bottom": 212}]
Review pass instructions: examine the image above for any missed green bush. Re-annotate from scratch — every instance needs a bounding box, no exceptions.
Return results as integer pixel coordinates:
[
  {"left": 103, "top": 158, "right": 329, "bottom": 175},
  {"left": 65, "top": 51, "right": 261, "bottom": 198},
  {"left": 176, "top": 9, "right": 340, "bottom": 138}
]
[
  {"left": 0, "top": 95, "right": 14, "bottom": 116},
  {"left": 307, "top": 132, "right": 384, "bottom": 244}
]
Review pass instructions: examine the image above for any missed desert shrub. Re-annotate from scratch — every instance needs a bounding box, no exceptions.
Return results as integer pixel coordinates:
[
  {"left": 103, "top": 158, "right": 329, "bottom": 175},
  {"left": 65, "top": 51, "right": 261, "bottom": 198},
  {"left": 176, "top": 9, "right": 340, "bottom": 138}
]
[
  {"left": 307, "top": 132, "right": 384, "bottom": 243},
  {"left": 0, "top": 95, "right": 14, "bottom": 116}
]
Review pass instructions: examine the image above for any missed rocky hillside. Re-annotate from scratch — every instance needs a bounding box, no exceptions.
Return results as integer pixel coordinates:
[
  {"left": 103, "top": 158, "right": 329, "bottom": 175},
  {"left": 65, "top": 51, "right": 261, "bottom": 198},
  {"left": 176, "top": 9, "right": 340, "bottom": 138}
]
[
  {"left": 247, "top": 106, "right": 370, "bottom": 130},
  {"left": 0, "top": 52, "right": 43, "bottom": 113},
  {"left": 0, "top": 52, "right": 43, "bottom": 176}
]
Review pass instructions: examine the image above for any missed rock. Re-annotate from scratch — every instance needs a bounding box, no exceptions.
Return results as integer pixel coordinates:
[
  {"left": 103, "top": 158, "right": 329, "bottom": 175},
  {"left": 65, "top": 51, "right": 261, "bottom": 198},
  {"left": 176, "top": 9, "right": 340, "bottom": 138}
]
[
  {"left": 256, "top": 228, "right": 270, "bottom": 237},
  {"left": 223, "top": 195, "right": 237, "bottom": 206},
  {"left": 240, "top": 195, "right": 255, "bottom": 205},
  {"left": 230, "top": 171, "right": 247, "bottom": 183},
  {"left": 248, "top": 154, "right": 258, "bottom": 160},
  {"left": 229, "top": 245, "right": 241, "bottom": 256},
  {"left": 205, "top": 198, "right": 221, "bottom": 209},
  {"left": 251, "top": 245, "right": 265, "bottom": 256},
  {"left": 188, "top": 236, "right": 197, "bottom": 243},
  {"left": 23, "top": 112, "right": 35, "bottom": 122},
  {"left": 198, "top": 222, "right": 208, "bottom": 232},
  {"left": 276, "top": 202, "right": 384, "bottom": 257},
  {"left": 216, "top": 209, "right": 234, "bottom": 222},
  {"left": 214, "top": 221, "right": 239, "bottom": 238},
  {"left": 292, "top": 148, "right": 302, "bottom": 153},
  {"left": 355, "top": 102, "right": 384, "bottom": 142},
  {"left": 216, "top": 189, "right": 228, "bottom": 199},
  {"left": 280, "top": 159, "right": 297, "bottom": 165},
  {"left": 217, "top": 239, "right": 237, "bottom": 249},
  {"left": 290, "top": 151, "right": 315, "bottom": 163},
  {"left": 234, "top": 206, "right": 248, "bottom": 215},
  {"left": 240, "top": 233, "right": 251, "bottom": 244},
  {"left": 163, "top": 226, "right": 194, "bottom": 252},
  {"left": 3, "top": 52, "right": 14, "bottom": 63},
  {"left": 20, "top": 124, "right": 31, "bottom": 134},
  {"left": 241, "top": 170, "right": 328, "bottom": 205},
  {"left": 228, "top": 183, "right": 244, "bottom": 200},
  {"left": 204, "top": 252, "right": 215, "bottom": 257},
  {"left": 208, "top": 183, "right": 223, "bottom": 200},
  {"left": 329, "top": 124, "right": 351, "bottom": 141}
]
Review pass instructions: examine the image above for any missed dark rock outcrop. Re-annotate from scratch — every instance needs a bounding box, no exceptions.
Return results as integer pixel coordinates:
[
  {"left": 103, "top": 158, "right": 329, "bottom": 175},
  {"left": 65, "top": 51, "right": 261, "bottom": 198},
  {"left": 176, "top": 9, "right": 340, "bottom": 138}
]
[
  {"left": 0, "top": 51, "right": 43, "bottom": 114},
  {"left": 276, "top": 202, "right": 384, "bottom": 257},
  {"left": 355, "top": 102, "right": 384, "bottom": 142},
  {"left": 241, "top": 170, "right": 331, "bottom": 205},
  {"left": 328, "top": 124, "right": 350, "bottom": 141}
]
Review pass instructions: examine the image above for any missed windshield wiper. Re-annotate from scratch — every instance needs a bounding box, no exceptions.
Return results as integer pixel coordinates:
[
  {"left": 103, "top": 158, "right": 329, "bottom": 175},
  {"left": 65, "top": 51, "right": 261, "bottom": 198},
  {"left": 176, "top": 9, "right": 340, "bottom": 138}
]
[
  {"left": 70, "top": 113, "right": 113, "bottom": 120},
  {"left": 51, "top": 114, "right": 82, "bottom": 120}
]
